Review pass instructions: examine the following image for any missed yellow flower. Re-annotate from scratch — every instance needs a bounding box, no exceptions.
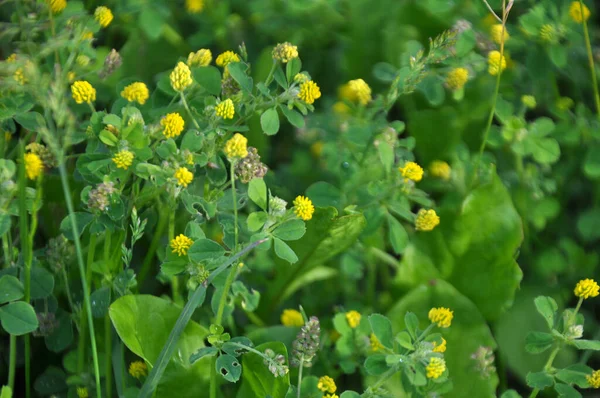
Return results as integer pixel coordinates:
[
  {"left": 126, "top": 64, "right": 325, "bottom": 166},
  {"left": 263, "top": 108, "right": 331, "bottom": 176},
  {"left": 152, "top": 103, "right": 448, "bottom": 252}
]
[
  {"left": 399, "top": 161, "right": 424, "bottom": 182},
  {"left": 557, "top": 97, "right": 574, "bottom": 111},
  {"left": 161, "top": 113, "right": 185, "bottom": 139},
  {"left": 216, "top": 51, "right": 240, "bottom": 68},
  {"left": 48, "top": 0, "right": 67, "bottom": 14},
  {"left": 310, "top": 141, "right": 324, "bottom": 157},
  {"left": 345, "top": 310, "right": 361, "bottom": 328},
  {"left": 426, "top": 357, "right": 446, "bottom": 379},
  {"left": 170, "top": 234, "right": 193, "bottom": 256},
  {"left": 490, "top": 24, "right": 509, "bottom": 44},
  {"left": 540, "top": 24, "right": 557, "bottom": 43},
  {"left": 429, "top": 161, "right": 451, "bottom": 180},
  {"left": 272, "top": 42, "right": 299, "bottom": 63},
  {"left": 428, "top": 307, "right": 453, "bottom": 328},
  {"left": 6, "top": 53, "right": 17, "bottom": 62},
  {"left": 445, "top": 68, "right": 469, "bottom": 90},
  {"left": 317, "top": 376, "right": 336, "bottom": 393},
  {"left": 294, "top": 73, "right": 309, "bottom": 84},
  {"left": 298, "top": 81, "right": 321, "bottom": 105},
  {"left": 67, "top": 71, "right": 76, "bottom": 82},
  {"left": 71, "top": 81, "right": 96, "bottom": 104},
  {"left": 76, "top": 387, "right": 88, "bottom": 398},
  {"left": 347, "top": 79, "right": 372, "bottom": 105},
  {"left": 488, "top": 51, "right": 506, "bottom": 76},
  {"left": 521, "top": 95, "right": 537, "bottom": 109},
  {"left": 81, "top": 30, "right": 94, "bottom": 40},
  {"left": 370, "top": 333, "right": 384, "bottom": 352},
  {"left": 324, "top": 395, "right": 339, "bottom": 398},
  {"left": 574, "top": 279, "right": 599, "bottom": 299},
  {"left": 129, "top": 361, "right": 148, "bottom": 379},
  {"left": 224, "top": 133, "right": 248, "bottom": 159},
  {"left": 281, "top": 309, "right": 304, "bottom": 327},
  {"left": 433, "top": 337, "right": 447, "bottom": 353},
  {"left": 587, "top": 369, "right": 600, "bottom": 388},
  {"left": 94, "top": 6, "right": 113, "bottom": 28},
  {"left": 416, "top": 209, "right": 440, "bottom": 231},
  {"left": 174, "top": 167, "right": 193, "bottom": 187},
  {"left": 293, "top": 195, "right": 314, "bottom": 221},
  {"left": 216, "top": 99, "right": 235, "bottom": 119},
  {"left": 187, "top": 49, "right": 212, "bottom": 67},
  {"left": 76, "top": 55, "right": 90, "bottom": 67},
  {"left": 170, "top": 62, "right": 193, "bottom": 92},
  {"left": 569, "top": 1, "right": 590, "bottom": 24},
  {"left": 112, "top": 150, "right": 134, "bottom": 170},
  {"left": 121, "top": 82, "right": 149, "bottom": 105},
  {"left": 333, "top": 101, "right": 350, "bottom": 115},
  {"left": 25, "top": 153, "right": 43, "bottom": 180},
  {"left": 14, "top": 68, "right": 26, "bottom": 85},
  {"left": 186, "top": 153, "right": 195, "bottom": 165},
  {"left": 185, "top": 0, "right": 204, "bottom": 13}
]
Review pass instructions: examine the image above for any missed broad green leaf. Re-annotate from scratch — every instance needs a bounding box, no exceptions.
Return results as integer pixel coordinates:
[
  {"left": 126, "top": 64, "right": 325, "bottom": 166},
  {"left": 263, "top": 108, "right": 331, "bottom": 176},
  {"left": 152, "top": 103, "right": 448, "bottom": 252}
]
[
  {"left": 139, "top": 8, "right": 164, "bottom": 40},
  {"left": 14, "top": 112, "right": 45, "bottom": 131},
  {"left": 0, "top": 386, "right": 12, "bottom": 398},
  {"left": 189, "top": 347, "right": 219, "bottom": 363},
  {"left": 500, "top": 390, "right": 522, "bottom": 398},
  {"left": 534, "top": 296, "right": 558, "bottom": 329},
  {"left": 260, "top": 108, "right": 280, "bottom": 136},
  {"left": 555, "top": 364, "right": 594, "bottom": 388},
  {"left": 387, "top": 215, "right": 408, "bottom": 254},
  {"left": 216, "top": 354, "right": 241, "bottom": 382},
  {"left": 33, "top": 366, "right": 67, "bottom": 395},
  {"left": 44, "top": 309, "right": 73, "bottom": 353},
  {"left": 187, "top": 239, "right": 225, "bottom": 262},
  {"left": 280, "top": 266, "right": 337, "bottom": 302},
  {"left": 584, "top": 143, "right": 600, "bottom": 179},
  {"left": 404, "top": 312, "right": 419, "bottom": 339},
  {"left": 364, "top": 354, "right": 388, "bottom": 376},
  {"left": 280, "top": 106, "right": 305, "bottom": 128},
  {"left": 285, "top": 58, "right": 301, "bottom": 83},
  {"left": 0, "top": 275, "right": 24, "bottom": 304},
  {"left": 248, "top": 178, "right": 267, "bottom": 210},
  {"left": 236, "top": 342, "right": 290, "bottom": 398},
  {"left": 340, "top": 392, "right": 361, "bottom": 398},
  {"left": 273, "top": 238, "right": 298, "bottom": 264},
  {"left": 227, "top": 62, "right": 253, "bottom": 93},
  {"left": 247, "top": 212, "right": 267, "bottom": 232},
  {"left": 369, "top": 314, "right": 393, "bottom": 349},
  {"left": 192, "top": 66, "right": 222, "bottom": 96},
  {"left": 272, "top": 219, "right": 306, "bottom": 241},
  {"left": 60, "top": 212, "right": 94, "bottom": 240},
  {"left": 554, "top": 383, "right": 582, "bottom": 398},
  {"left": 0, "top": 301, "right": 39, "bottom": 335},
  {"left": 377, "top": 141, "right": 394, "bottom": 173},
  {"left": 90, "top": 287, "right": 111, "bottom": 318},
  {"left": 525, "top": 332, "right": 554, "bottom": 354},
  {"left": 181, "top": 130, "right": 204, "bottom": 153},
  {"left": 27, "top": 267, "right": 54, "bottom": 300},
  {"left": 526, "top": 371, "right": 554, "bottom": 389},
  {"left": 306, "top": 181, "right": 342, "bottom": 208},
  {"left": 571, "top": 339, "right": 600, "bottom": 351}
]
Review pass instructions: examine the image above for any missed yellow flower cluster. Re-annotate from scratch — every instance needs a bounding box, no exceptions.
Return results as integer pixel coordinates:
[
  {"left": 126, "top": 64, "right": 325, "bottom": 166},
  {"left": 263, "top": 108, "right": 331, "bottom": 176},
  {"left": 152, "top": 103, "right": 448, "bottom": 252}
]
[
  {"left": 587, "top": 369, "right": 600, "bottom": 388},
  {"left": 187, "top": 49, "right": 212, "bottom": 67},
  {"left": 48, "top": 0, "right": 67, "bottom": 14},
  {"left": 112, "top": 150, "right": 134, "bottom": 170},
  {"left": 174, "top": 167, "right": 194, "bottom": 187},
  {"left": 317, "top": 376, "right": 336, "bottom": 393},
  {"left": 128, "top": 361, "right": 148, "bottom": 379},
  {"left": 14, "top": 68, "right": 26, "bottom": 85},
  {"left": 25, "top": 153, "right": 43, "bottom": 180},
  {"left": 216, "top": 51, "right": 240, "bottom": 68},
  {"left": 345, "top": 310, "right": 361, "bottom": 328},
  {"left": 490, "top": 24, "right": 509, "bottom": 44},
  {"left": 185, "top": 0, "right": 204, "bottom": 13},
  {"left": 71, "top": 81, "right": 96, "bottom": 104},
  {"left": 294, "top": 73, "right": 309, "bottom": 84},
  {"left": 569, "top": 1, "right": 590, "bottom": 24},
  {"left": 426, "top": 357, "right": 446, "bottom": 379},
  {"left": 293, "top": 195, "right": 315, "bottom": 221},
  {"left": 94, "top": 6, "right": 113, "bottom": 28},
  {"left": 488, "top": 51, "right": 506, "bottom": 76},
  {"left": 370, "top": 333, "right": 384, "bottom": 352},
  {"left": 347, "top": 79, "right": 372, "bottom": 105},
  {"left": 224, "top": 133, "right": 248, "bottom": 159},
  {"left": 574, "top": 278, "right": 599, "bottom": 299},
  {"left": 76, "top": 55, "right": 90, "bottom": 67},
  {"left": 216, "top": 99, "right": 235, "bottom": 119},
  {"left": 170, "top": 234, "right": 193, "bottom": 256},
  {"left": 281, "top": 309, "right": 304, "bottom": 327},
  {"left": 121, "top": 82, "right": 149, "bottom": 105},
  {"left": 445, "top": 68, "right": 469, "bottom": 90},
  {"left": 416, "top": 209, "right": 440, "bottom": 231},
  {"left": 77, "top": 387, "right": 88, "bottom": 398},
  {"left": 399, "top": 161, "right": 423, "bottom": 182},
  {"left": 298, "top": 81, "right": 322, "bottom": 105},
  {"left": 428, "top": 307, "right": 453, "bottom": 328},
  {"left": 272, "top": 42, "right": 299, "bottom": 63},
  {"left": 161, "top": 113, "right": 185, "bottom": 138},
  {"left": 540, "top": 24, "right": 557, "bottom": 43},
  {"left": 433, "top": 337, "right": 447, "bottom": 353},
  {"left": 170, "top": 62, "right": 193, "bottom": 92},
  {"left": 429, "top": 161, "right": 451, "bottom": 180}
]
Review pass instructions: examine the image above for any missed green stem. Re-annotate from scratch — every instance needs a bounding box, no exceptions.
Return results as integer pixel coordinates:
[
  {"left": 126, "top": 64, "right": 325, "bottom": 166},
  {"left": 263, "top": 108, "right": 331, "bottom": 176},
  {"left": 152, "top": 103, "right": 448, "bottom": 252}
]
[
  {"left": 368, "top": 366, "right": 398, "bottom": 391},
  {"left": 105, "top": 315, "right": 112, "bottom": 398},
  {"left": 181, "top": 93, "right": 201, "bottom": 129},
  {"left": 138, "top": 205, "right": 168, "bottom": 283},
  {"left": 296, "top": 357, "right": 304, "bottom": 398},
  {"left": 2, "top": 234, "right": 10, "bottom": 266},
  {"left": 529, "top": 345, "right": 560, "bottom": 398},
  {"left": 231, "top": 162, "right": 238, "bottom": 250},
  {"left": 168, "top": 210, "right": 181, "bottom": 304},
  {"left": 7, "top": 334, "right": 16, "bottom": 390},
  {"left": 61, "top": 268, "right": 77, "bottom": 320},
  {"left": 79, "top": 233, "right": 97, "bottom": 373},
  {"left": 58, "top": 162, "right": 102, "bottom": 398},
  {"left": 579, "top": 0, "right": 600, "bottom": 119}
]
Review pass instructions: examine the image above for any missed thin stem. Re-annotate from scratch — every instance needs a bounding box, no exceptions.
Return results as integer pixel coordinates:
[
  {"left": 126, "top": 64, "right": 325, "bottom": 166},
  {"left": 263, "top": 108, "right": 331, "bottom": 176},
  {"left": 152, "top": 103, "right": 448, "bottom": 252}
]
[
  {"left": 58, "top": 161, "right": 102, "bottom": 398},
  {"left": 368, "top": 366, "right": 398, "bottom": 391},
  {"left": 579, "top": 0, "right": 600, "bottom": 119},
  {"left": 231, "top": 162, "right": 238, "bottom": 249},
  {"left": 480, "top": 0, "right": 503, "bottom": 23},
  {"left": 61, "top": 268, "right": 76, "bottom": 318},
  {"left": 79, "top": 233, "right": 97, "bottom": 373},
  {"left": 529, "top": 345, "right": 561, "bottom": 398},
  {"left": 296, "top": 356, "right": 304, "bottom": 398},
  {"left": 105, "top": 315, "right": 112, "bottom": 398},
  {"left": 2, "top": 234, "right": 10, "bottom": 266},
  {"left": 180, "top": 93, "right": 201, "bottom": 129},
  {"left": 87, "top": 102, "right": 96, "bottom": 113},
  {"left": 138, "top": 204, "right": 168, "bottom": 283},
  {"left": 7, "top": 334, "right": 16, "bottom": 390},
  {"left": 168, "top": 210, "right": 181, "bottom": 304}
]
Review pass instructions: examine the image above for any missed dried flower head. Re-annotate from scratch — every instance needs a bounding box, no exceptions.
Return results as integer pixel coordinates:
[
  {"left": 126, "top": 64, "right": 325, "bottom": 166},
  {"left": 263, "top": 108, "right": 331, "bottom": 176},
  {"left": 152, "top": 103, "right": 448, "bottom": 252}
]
[
  {"left": 46, "top": 235, "right": 74, "bottom": 273},
  {"left": 94, "top": 6, "right": 113, "bottom": 28},
  {"left": 293, "top": 195, "right": 314, "bottom": 221},
  {"left": 121, "top": 82, "right": 149, "bottom": 105},
  {"left": 100, "top": 49, "right": 122, "bottom": 78},
  {"left": 291, "top": 316, "right": 320, "bottom": 368},
  {"left": 263, "top": 348, "right": 289, "bottom": 377},
  {"left": 112, "top": 150, "right": 134, "bottom": 170},
  {"left": 426, "top": 357, "right": 446, "bottom": 379},
  {"left": 317, "top": 376, "right": 337, "bottom": 393},
  {"left": 428, "top": 307, "right": 453, "bottom": 328},
  {"left": 569, "top": 1, "right": 590, "bottom": 24},
  {"left": 170, "top": 234, "right": 193, "bottom": 256},
  {"left": 25, "top": 153, "right": 43, "bottom": 180},
  {"left": 187, "top": 49, "right": 212, "bottom": 67},
  {"left": 574, "top": 278, "right": 599, "bottom": 299},
  {"left": 345, "top": 310, "right": 361, "bottom": 328},
  {"left": 416, "top": 209, "right": 440, "bottom": 231},
  {"left": 471, "top": 346, "right": 496, "bottom": 378},
  {"left": 445, "top": 68, "right": 469, "bottom": 90},
  {"left": 224, "top": 133, "right": 248, "bottom": 159},
  {"left": 281, "top": 309, "right": 304, "bottom": 327},
  {"left": 87, "top": 181, "right": 115, "bottom": 212},
  {"left": 487, "top": 51, "right": 506, "bottom": 76},
  {"left": 161, "top": 113, "right": 185, "bottom": 138},
  {"left": 170, "top": 62, "right": 193, "bottom": 92},
  {"left": 235, "top": 147, "right": 268, "bottom": 183},
  {"left": 33, "top": 312, "right": 57, "bottom": 337},
  {"left": 71, "top": 81, "right": 96, "bottom": 104},
  {"left": 298, "top": 81, "right": 322, "bottom": 104},
  {"left": 272, "top": 42, "right": 299, "bottom": 63},
  {"left": 175, "top": 167, "right": 194, "bottom": 187},
  {"left": 399, "top": 161, "right": 424, "bottom": 182},
  {"left": 128, "top": 361, "right": 148, "bottom": 379}
]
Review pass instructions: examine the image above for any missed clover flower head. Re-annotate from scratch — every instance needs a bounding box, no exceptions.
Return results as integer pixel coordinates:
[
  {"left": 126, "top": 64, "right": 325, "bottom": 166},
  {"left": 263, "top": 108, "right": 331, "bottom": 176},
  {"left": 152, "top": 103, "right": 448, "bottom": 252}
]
[
  {"left": 216, "top": 99, "right": 235, "bottom": 119},
  {"left": 433, "top": 337, "right": 447, "bottom": 353},
  {"left": 429, "top": 161, "right": 451, "bottom": 180},
  {"left": 71, "top": 80, "right": 96, "bottom": 104},
  {"left": 294, "top": 73, "right": 309, "bottom": 84},
  {"left": 26, "top": 143, "right": 57, "bottom": 168},
  {"left": 487, "top": 51, "right": 506, "bottom": 76},
  {"left": 293, "top": 195, "right": 314, "bottom": 221},
  {"left": 291, "top": 316, "right": 320, "bottom": 367},
  {"left": 263, "top": 348, "right": 289, "bottom": 377},
  {"left": 281, "top": 309, "right": 304, "bottom": 327},
  {"left": 216, "top": 51, "right": 240, "bottom": 68},
  {"left": 76, "top": 55, "right": 90, "bottom": 67},
  {"left": 324, "top": 395, "right": 339, "bottom": 398},
  {"left": 428, "top": 307, "right": 453, "bottom": 328},
  {"left": 170, "top": 234, "right": 193, "bottom": 256},
  {"left": 416, "top": 209, "right": 440, "bottom": 231},
  {"left": 298, "top": 80, "right": 321, "bottom": 105},
  {"left": 317, "top": 376, "right": 337, "bottom": 393},
  {"left": 574, "top": 278, "right": 599, "bottom": 299},
  {"left": 121, "top": 82, "right": 149, "bottom": 105},
  {"left": 174, "top": 167, "right": 194, "bottom": 187},
  {"left": 399, "top": 161, "right": 424, "bottom": 182},
  {"left": 557, "top": 97, "right": 574, "bottom": 111},
  {"left": 570, "top": 1, "right": 590, "bottom": 24},
  {"left": 471, "top": 346, "right": 496, "bottom": 378},
  {"left": 94, "top": 6, "right": 113, "bottom": 28},
  {"left": 87, "top": 182, "right": 115, "bottom": 212},
  {"left": 345, "top": 310, "right": 361, "bottom": 328},
  {"left": 490, "top": 24, "right": 509, "bottom": 44},
  {"left": 540, "top": 24, "right": 558, "bottom": 43},
  {"left": 112, "top": 150, "right": 134, "bottom": 170},
  {"left": 224, "top": 133, "right": 248, "bottom": 159},
  {"left": 25, "top": 153, "right": 43, "bottom": 180},
  {"left": 347, "top": 79, "right": 372, "bottom": 105},
  {"left": 77, "top": 387, "right": 88, "bottom": 398},
  {"left": 187, "top": 49, "right": 212, "bottom": 67},
  {"left": 170, "top": 62, "right": 193, "bottom": 92},
  {"left": 48, "top": 0, "right": 67, "bottom": 14},
  {"left": 269, "top": 196, "right": 288, "bottom": 217},
  {"left": 445, "top": 68, "right": 469, "bottom": 90},
  {"left": 370, "top": 333, "right": 384, "bottom": 352},
  {"left": 185, "top": 0, "right": 204, "bottom": 13},
  {"left": 235, "top": 147, "right": 268, "bottom": 183},
  {"left": 426, "top": 357, "right": 446, "bottom": 379},
  {"left": 161, "top": 112, "right": 185, "bottom": 138},
  {"left": 272, "top": 42, "right": 299, "bottom": 63},
  {"left": 100, "top": 49, "right": 122, "bottom": 78},
  {"left": 129, "top": 361, "right": 148, "bottom": 379},
  {"left": 521, "top": 95, "right": 537, "bottom": 109},
  {"left": 587, "top": 370, "right": 600, "bottom": 388}
]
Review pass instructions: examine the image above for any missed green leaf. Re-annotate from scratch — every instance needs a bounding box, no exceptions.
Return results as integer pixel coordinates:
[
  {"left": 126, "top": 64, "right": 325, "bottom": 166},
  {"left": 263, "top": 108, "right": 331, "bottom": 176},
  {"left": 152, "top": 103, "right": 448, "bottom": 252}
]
[
  {"left": 27, "top": 267, "right": 54, "bottom": 300},
  {"left": 60, "top": 212, "right": 94, "bottom": 240},
  {"left": 273, "top": 238, "right": 298, "bottom": 264},
  {"left": 500, "top": 390, "right": 522, "bottom": 398},
  {"left": 227, "top": 62, "right": 253, "bottom": 93},
  {"left": 187, "top": 239, "right": 225, "bottom": 262},
  {"left": 340, "top": 392, "right": 361, "bottom": 398},
  {"left": 395, "top": 331, "right": 413, "bottom": 350},
  {"left": 571, "top": 339, "right": 600, "bottom": 351},
  {"left": 181, "top": 130, "right": 204, "bottom": 153},
  {"left": 0, "top": 275, "right": 24, "bottom": 304},
  {"left": 272, "top": 219, "right": 306, "bottom": 241},
  {"left": 237, "top": 342, "right": 290, "bottom": 398},
  {"left": 14, "top": 112, "right": 45, "bottom": 131},
  {"left": 530, "top": 137, "right": 560, "bottom": 164},
  {"left": 260, "top": 108, "right": 280, "bottom": 136},
  {"left": 161, "top": 261, "right": 187, "bottom": 277},
  {"left": 0, "top": 212, "right": 11, "bottom": 236},
  {"left": 306, "top": 182, "right": 342, "bottom": 208},
  {"left": 377, "top": 141, "right": 394, "bottom": 173},
  {"left": 90, "top": 287, "right": 111, "bottom": 318},
  {"left": 583, "top": 143, "right": 600, "bottom": 179},
  {"left": 216, "top": 354, "right": 242, "bottom": 382},
  {"left": 577, "top": 208, "right": 600, "bottom": 242},
  {"left": 192, "top": 66, "right": 222, "bottom": 96},
  {"left": 33, "top": 366, "right": 67, "bottom": 395},
  {"left": 555, "top": 364, "right": 594, "bottom": 388},
  {"left": 404, "top": 312, "right": 419, "bottom": 339},
  {"left": 418, "top": 75, "right": 445, "bottom": 107},
  {"left": 369, "top": 314, "right": 393, "bottom": 349},
  {"left": 387, "top": 215, "right": 408, "bottom": 254},
  {"left": 0, "top": 386, "right": 12, "bottom": 398},
  {"left": 280, "top": 106, "right": 305, "bottom": 128},
  {"left": 534, "top": 296, "right": 558, "bottom": 329},
  {"left": 44, "top": 309, "right": 73, "bottom": 353},
  {"left": 526, "top": 371, "right": 554, "bottom": 389},
  {"left": 246, "top": 212, "right": 267, "bottom": 232},
  {"left": 554, "top": 383, "right": 582, "bottom": 398},
  {"left": 364, "top": 354, "right": 388, "bottom": 376},
  {"left": 248, "top": 178, "right": 267, "bottom": 210},
  {"left": 525, "top": 332, "right": 554, "bottom": 354},
  {"left": 279, "top": 266, "right": 337, "bottom": 302},
  {"left": 189, "top": 347, "right": 219, "bottom": 363},
  {"left": 139, "top": 8, "right": 164, "bottom": 40},
  {"left": 0, "top": 301, "right": 39, "bottom": 335},
  {"left": 286, "top": 58, "right": 302, "bottom": 83},
  {"left": 99, "top": 129, "right": 119, "bottom": 146}
]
